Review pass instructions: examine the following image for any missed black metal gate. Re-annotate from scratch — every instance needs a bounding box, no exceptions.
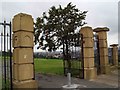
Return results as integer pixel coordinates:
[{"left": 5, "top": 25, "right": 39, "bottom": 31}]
[
  {"left": 0, "top": 21, "right": 12, "bottom": 89},
  {"left": 63, "top": 33, "right": 84, "bottom": 79},
  {"left": 94, "top": 34, "right": 100, "bottom": 75},
  {"left": 108, "top": 48, "right": 113, "bottom": 65}
]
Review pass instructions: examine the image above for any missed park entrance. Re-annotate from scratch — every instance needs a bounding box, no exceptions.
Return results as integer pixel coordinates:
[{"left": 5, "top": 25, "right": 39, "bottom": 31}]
[
  {"left": 63, "top": 33, "right": 84, "bottom": 79},
  {"left": 0, "top": 21, "right": 12, "bottom": 89}
]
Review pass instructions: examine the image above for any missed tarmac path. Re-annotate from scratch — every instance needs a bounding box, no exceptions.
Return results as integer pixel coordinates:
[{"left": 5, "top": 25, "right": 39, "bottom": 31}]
[{"left": 35, "top": 70, "right": 119, "bottom": 89}]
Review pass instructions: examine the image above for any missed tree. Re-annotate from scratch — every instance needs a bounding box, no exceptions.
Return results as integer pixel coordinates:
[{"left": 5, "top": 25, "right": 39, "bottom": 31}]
[
  {"left": 34, "top": 2, "right": 87, "bottom": 52},
  {"left": 34, "top": 2, "right": 87, "bottom": 72}
]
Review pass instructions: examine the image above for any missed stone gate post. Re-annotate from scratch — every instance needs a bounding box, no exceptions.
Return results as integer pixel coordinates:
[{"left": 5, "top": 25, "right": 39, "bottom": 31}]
[
  {"left": 93, "top": 27, "right": 110, "bottom": 74},
  {"left": 80, "top": 26, "right": 97, "bottom": 80},
  {"left": 12, "top": 13, "right": 38, "bottom": 89},
  {"left": 110, "top": 44, "right": 118, "bottom": 66}
]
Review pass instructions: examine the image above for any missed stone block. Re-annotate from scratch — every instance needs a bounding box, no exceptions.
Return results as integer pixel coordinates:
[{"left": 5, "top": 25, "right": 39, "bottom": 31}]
[
  {"left": 83, "top": 48, "right": 94, "bottom": 58},
  {"left": 113, "top": 56, "right": 118, "bottom": 65},
  {"left": 12, "top": 13, "right": 33, "bottom": 32},
  {"left": 113, "top": 50, "right": 118, "bottom": 56},
  {"left": 13, "top": 48, "right": 33, "bottom": 64},
  {"left": 13, "top": 80, "right": 38, "bottom": 89},
  {"left": 13, "top": 31, "right": 33, "bottom": 48},
  {"left": 84, "top": 58, "right": 95, "bottom": 68},
  {"left": 13, "top": 64, "right": 34, "bottom": 81},
  {"left": 83, "top": 38, "right": 94, "bottom": 47},
  {"left": 99, "top": 40, "right": 108, "bottom": 48},
  {"left": 98, "top": 31, "right": 107, "bottom": 40},
  {"left": 99, "top": 48, "right": 108, "bottom": 56},
  {"left": 100, "top": 56, "right": 109, "bottom": 65},
  {"left": 80, "top": 26, "right": 93, "bottom": 38},
  {"left": 84, "top": 67, "right": 97, "bottom": 80},
  {"left": 100, "top": 65, "right": 110, "bottom": 74}
]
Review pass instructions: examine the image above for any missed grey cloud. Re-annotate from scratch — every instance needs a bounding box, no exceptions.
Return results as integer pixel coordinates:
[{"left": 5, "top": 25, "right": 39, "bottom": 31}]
[{"left": 0, "top": 1, "right": 118, "bottom": 51}]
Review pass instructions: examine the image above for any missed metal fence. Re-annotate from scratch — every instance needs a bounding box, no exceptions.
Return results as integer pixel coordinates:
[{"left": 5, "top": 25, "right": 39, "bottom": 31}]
[
  {"left": 94, "top": 34, "right": 100, "bottom": 74},
  {"left": 63, "top": 33, "right": 84, "bottom": 79},
  {"left": 0, "top": 21, "right": 12, "bottom": 90}
]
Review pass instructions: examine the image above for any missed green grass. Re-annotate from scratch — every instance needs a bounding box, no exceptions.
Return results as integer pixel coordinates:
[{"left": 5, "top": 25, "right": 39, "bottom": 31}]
[
  {"left": 0, "top": 76, "right": 2, "bottom": 89},
  {"left": 0, "top": 77, "right": 11, "bottom": 89},
  {"left": 34, "top": 58, "right": 64, "bottom": 75}
]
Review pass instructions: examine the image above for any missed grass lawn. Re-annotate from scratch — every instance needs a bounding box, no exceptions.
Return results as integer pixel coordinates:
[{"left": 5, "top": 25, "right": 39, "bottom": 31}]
[{"left": 34, "top": 58, "right": 64, "bottom": 75}]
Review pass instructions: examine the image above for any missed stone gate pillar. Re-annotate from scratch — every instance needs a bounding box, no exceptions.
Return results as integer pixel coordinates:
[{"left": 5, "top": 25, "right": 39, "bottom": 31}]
[
  {"left": 80, "top": 26, "right": 97, "bottom": 80},
  {"left": 110, "top": 44, "right": 118, "bottom": 66},
  {"left": 12, "top": 13, "right": 38, "bottom": 89},
  {"left": 93, "top": 27, "right": 110, "bottom": 74}
]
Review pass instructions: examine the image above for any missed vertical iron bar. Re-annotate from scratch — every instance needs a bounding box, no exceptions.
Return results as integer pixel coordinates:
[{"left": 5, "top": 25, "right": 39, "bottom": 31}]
[
  {"left": 33, "top": 47, "right": 35, "bottom": 80},
  {"left": 74, "top": 37, "right": 76, "bottom": 71},
  {"left": 111, "top": 48, "right": 114, "bottom": 65},
  {"left": 7, "top": 32, "right": 9, "bottom": 88},
  {"left": 97, "top": 35, "right": 100, "bottom": 74},
  {"left": 3, "top": 20, "right": 6, "bottom": 89},
  {"left": 81, "top": 34, "right": 84, "bottom": 79},
  {"left": 78, "top": 34, "right": 80, "bottom": 78},
  {"left": 62, "top": 37, "right": 66, "bottom": 75},
  {"left": 1, "top": 33, "right": 3, "bottom": 89},
  {"left": 9, "top": 22, "right": 13, "bottom": 90},
  {"left": 72, "top": 37, "right": 73, "bottom": 77}
]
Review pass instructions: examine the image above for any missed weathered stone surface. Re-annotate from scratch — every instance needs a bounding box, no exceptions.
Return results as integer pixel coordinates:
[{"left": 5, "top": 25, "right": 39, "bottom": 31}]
[
  {"left": 13, "top": 31, "right": 33, "bottom": 47},
  {"left": 94, "top": 27, "right": 110, "bottom": 74},
  {"left": 84, "top": 68, "right": 97, "bottom": 80},
  {"left": 99, "top": 40, "right": 108, "bottom": 48},
  {"left": 13, "top": 64, "right": 34, "bottom": 81},
  {"left": 80, "top": 26, "right": 97, "bottom": 80},
  {"left": 84, "top": 58, "right": 94, "bottom": 68},
  {"left": 100, "top": 65, "right": 110, "bottom": 74},
  {"left": 80, "top": 26, "right": 93, "bottom": 38},
  {"left": 12, "top": 13, "right": 37, "bottom": 89},
  {"left": 99, "top": 48, "right": 108, "bottom": 57},
  {"left": 98, "top": 32, "right": 107, "bottom": 40},
  {"left": 13, "top": 80, "right": 38, "bottom": 89},
  {"left": 100, "top": 56, "right": 109, "bottom": 65},
  {"left": 12, "top": 13, "right": 33, "bottom": 32},
  {"left": 110, "top": 44, "right": 118, "bottom": 66},
  {"left": 113, "top": 55, "right": 118, "bottom": 65},
  {"left": 93, "top": 27, "right": 109, "bottom": 32},
  {"left": 13, "top": 48, "right": 33, "bottom": 64},
  {"left": 83, "top": 38, "right": 94, "bottom": 47},
  {"left": 94, "top": 27, "right": 109, "bottom": 40},
  {"left": 83, "top": 48, "right": 94, "bottom": 58}
]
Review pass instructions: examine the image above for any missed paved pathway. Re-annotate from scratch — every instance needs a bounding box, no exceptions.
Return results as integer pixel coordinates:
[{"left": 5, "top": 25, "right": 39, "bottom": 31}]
[
  {"left": 92, "top": 69, "right": 119, "bottom": 87},
  {"left": 35, "top": 69, "right": 119, "bottom": 89}
]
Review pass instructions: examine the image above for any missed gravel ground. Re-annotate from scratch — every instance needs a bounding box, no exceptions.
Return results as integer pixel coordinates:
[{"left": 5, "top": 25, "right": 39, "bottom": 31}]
[{"left": 35, "top": 69, "right": 119, "bottom": 89}]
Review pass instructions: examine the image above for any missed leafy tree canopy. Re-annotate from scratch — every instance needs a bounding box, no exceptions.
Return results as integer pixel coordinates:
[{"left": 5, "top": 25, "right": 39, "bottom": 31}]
[{"left": 34, "top": 2, "right": 87, "bottom": 52}]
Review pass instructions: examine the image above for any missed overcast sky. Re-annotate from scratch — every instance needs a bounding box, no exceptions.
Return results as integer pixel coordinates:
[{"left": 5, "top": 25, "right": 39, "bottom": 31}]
[{"left": 0, "top": 0, "right": 119, "bottom": 52}]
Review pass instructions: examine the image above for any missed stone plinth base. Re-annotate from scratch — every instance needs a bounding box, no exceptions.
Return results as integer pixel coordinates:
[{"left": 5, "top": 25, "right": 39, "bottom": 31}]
[
  {"left": 110, "top": 65, "right": 118, "bottom": 70},
  {"left": 84, "top": 68, "right": 97, "bottom": 80},
  {"left": 13, "top": 64, "right": 34, "bottom": 80},
  {"left": 100, "top": 65, "right": 110, "bottom": 74},
  {"left": 13, "top": 80, "right": 38, "bottom": 89}
]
